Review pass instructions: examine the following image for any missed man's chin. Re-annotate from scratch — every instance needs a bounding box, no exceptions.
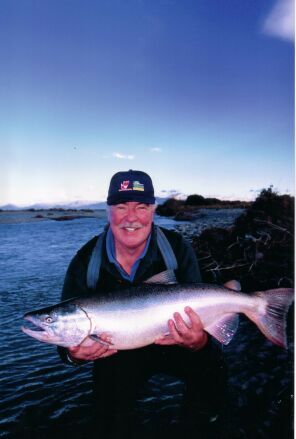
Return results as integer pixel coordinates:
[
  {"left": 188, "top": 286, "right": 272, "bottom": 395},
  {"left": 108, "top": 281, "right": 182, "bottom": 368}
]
[
  {"left": 123, "top": 238, "right": 145, "bottom": 248},
  {"left": 119, "top": 234, "right": 147, "bottom": 249}
]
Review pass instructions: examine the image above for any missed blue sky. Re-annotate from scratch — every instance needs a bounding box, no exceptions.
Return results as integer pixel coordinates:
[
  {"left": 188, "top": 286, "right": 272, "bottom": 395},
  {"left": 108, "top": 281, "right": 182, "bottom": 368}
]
[{"left": 1, "top": 0, "right": 294, "bottom": 206}]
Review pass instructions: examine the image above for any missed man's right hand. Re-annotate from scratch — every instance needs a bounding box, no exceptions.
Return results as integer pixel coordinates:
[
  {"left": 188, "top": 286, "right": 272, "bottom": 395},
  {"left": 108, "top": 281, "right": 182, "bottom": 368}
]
[{"left": 68, "top": 333, "right": 118, "bottom": 361}]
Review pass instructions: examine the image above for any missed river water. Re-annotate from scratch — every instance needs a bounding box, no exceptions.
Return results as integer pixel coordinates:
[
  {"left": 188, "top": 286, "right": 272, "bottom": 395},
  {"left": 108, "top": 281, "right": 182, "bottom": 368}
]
[{"left": 0, "top": 211, "right": 293, "bottom": 438}]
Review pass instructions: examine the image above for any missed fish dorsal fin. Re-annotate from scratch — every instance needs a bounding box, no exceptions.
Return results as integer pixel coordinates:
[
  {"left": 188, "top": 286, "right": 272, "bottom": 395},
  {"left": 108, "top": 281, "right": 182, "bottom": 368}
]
[
  {"left": 144, "top": 270, "right": 177, "bottom": 284},
  {"left": 223, "top": 280, "right": 241, "bottom": 291},
  {"left": 206, "top": 313, "right": 239, "bottom": 345}
]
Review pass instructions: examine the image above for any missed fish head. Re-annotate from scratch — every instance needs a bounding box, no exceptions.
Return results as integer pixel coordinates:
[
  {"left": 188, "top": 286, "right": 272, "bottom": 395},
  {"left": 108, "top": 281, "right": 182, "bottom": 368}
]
[{"left": 22, "top": 301, "right": 91, "bottom": 347}]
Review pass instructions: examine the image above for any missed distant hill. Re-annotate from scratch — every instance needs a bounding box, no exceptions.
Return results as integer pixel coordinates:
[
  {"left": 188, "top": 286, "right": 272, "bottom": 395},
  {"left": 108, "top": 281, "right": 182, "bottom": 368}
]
[
  {"left": 0, "top": 201, "right": 106, "bottom": 211},
  {"left": 0, "top": 204, "right": 20, "bottom": 211},
  {"left": 0, "top": 197, "right": 168, "bottom": 211},
  {"left": 156, "top": 194, "right": 252, "bottom": 218}
]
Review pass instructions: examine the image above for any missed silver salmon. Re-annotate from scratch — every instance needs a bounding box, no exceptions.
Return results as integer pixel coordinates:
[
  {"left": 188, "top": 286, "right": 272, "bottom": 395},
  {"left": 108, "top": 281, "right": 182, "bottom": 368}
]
[{"left": 22, "top": 275, "right": 294, "bottom": 349}]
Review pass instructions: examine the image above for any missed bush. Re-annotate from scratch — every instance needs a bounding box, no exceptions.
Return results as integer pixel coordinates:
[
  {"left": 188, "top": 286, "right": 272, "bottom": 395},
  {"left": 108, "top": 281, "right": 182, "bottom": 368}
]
[
  {"left": 185, "top": 194, "right": 205, "bottom": 205},
  {"left": 156, "top": 198, "right": 184, "bottom": 216},
  {"left": 192, "top": 187, "right": 294, "bottom": 291}
]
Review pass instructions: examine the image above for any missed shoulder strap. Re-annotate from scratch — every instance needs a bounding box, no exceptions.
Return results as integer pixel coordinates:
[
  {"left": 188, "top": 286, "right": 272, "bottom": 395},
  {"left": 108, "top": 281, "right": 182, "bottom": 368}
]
[
  {"left": 86, "top": 233, "right": 105, "bottom": 289},
  {"left": 156, "top": 226, "right": 178, "bottom": 271}
]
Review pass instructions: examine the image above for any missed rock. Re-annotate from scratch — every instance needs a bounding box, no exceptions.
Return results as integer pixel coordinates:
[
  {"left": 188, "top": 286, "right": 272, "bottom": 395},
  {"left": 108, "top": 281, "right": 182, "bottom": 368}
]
[
  {"left": 51, "top": 215, "right": 95, "bottom": 221},
  {"left": 51, "top": 215, "right": 77, "bottom": 221},
  {"left": 174, "top": 211, "right": 196, "bottom": 221}
]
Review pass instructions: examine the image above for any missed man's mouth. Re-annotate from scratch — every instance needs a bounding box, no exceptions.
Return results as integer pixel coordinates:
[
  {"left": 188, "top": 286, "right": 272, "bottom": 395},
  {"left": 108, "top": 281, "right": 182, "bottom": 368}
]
[{"left": 121, "top": 226, "right": 143, "bottom": 232}]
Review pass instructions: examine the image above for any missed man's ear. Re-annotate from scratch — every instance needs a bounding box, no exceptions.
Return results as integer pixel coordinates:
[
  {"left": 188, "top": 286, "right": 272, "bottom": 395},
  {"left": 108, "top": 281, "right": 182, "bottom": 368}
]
[{"left": 106, "top": 205, "right": 111, "bottom": 221}]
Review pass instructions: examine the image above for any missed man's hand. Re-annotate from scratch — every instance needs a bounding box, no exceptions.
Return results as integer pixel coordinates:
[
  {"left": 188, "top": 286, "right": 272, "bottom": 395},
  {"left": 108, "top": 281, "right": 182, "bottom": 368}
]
[
  {"left": 154, "top": 307, "right": 208, "bottom": 351},
  {"left": 68, "top": 333, "right": 118, "bottom": 361}
]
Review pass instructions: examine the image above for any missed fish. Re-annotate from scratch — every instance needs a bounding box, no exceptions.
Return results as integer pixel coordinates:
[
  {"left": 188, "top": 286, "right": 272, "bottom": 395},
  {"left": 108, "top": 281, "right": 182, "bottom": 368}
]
[{"left": 21, "top": 271, "right": 294, "bottom": 349}]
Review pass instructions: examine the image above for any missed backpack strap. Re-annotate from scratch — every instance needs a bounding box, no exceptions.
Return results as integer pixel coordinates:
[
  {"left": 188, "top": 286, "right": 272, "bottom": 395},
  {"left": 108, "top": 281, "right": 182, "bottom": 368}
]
[
  {"left": 86, "top": 232, "right": 105, "bottom": 289},
  {"left": 156, "top": 226, "right": 178, "bottom": 271}
]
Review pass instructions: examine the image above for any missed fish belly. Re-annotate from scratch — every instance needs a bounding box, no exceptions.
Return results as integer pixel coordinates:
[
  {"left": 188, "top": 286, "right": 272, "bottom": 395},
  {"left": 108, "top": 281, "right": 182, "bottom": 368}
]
[
  {"left": 92, "top": 302, "right": 186, "bottom": 349},
  {"left": 90, "top": 290, "right": 259, "bottom": 349}
]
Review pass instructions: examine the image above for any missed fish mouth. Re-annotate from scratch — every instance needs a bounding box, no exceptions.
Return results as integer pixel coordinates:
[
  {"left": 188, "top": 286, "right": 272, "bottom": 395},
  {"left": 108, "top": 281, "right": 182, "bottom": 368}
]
[{"left": 21, "top": 315, "right": 54, "bottom": 343}]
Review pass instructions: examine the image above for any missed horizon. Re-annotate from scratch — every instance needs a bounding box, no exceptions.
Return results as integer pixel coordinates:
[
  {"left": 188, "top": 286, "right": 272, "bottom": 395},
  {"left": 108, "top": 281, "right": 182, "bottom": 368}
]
[
  {"left": 1, "top": 0, "right": 294, "bottom": 206},
  {"left": 1, "top": 185, "right": 293, "bottom": 210}
]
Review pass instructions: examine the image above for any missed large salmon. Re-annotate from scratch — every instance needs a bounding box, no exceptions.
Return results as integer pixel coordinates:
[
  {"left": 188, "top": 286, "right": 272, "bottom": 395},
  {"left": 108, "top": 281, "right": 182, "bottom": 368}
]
[{"left": 22, "top": 273, "right": 294, "bottom": 349}]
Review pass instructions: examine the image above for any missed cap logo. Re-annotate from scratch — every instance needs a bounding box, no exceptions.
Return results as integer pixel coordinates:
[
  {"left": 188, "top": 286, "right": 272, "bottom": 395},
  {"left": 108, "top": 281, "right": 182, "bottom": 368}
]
[
  {"left": 133, "top": 181, "right": 144, "bottom": 191},
  {"left": 119, "top": 181, "right": 132, "bottom": 191}
]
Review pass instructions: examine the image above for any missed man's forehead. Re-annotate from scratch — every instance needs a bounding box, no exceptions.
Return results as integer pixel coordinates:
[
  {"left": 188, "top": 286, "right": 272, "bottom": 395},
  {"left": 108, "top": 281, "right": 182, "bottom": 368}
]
[{"left": 112, "top": 201, "right": 154, "bottom": 207}]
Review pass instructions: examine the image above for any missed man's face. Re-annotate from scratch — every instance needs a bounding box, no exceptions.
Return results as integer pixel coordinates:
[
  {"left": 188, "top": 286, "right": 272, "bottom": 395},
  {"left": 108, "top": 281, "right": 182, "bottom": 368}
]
[{"left": 108, "top": 202, "right": 155, "bottom": 249}]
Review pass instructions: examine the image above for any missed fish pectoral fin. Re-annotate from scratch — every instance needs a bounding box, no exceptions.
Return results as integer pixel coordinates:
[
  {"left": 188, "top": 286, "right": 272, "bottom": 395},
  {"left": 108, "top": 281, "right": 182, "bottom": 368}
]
[
  {"left": 206, "top": 313, "right": 239, "bottom": 345},
  {"left": 89, "top": 334, "right": 112, "bottom": 346}
]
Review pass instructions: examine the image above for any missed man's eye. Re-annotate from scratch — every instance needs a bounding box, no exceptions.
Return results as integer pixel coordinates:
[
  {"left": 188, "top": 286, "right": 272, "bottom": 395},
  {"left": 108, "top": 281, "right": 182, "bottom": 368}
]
[{"left": 137, "top": 205, "right": 148, "bottom": 210}]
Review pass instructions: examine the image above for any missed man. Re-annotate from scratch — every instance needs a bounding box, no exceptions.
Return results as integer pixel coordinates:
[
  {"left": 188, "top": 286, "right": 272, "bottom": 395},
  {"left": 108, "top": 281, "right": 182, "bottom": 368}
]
[{"left": 59, "top": 170, "right": 227, "bottom": 438}]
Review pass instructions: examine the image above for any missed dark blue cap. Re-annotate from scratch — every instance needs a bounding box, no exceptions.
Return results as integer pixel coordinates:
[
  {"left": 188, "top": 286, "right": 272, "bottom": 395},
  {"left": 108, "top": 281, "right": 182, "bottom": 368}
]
[{"left": 107, "top": 170, "right": 155, "bottom": 205}]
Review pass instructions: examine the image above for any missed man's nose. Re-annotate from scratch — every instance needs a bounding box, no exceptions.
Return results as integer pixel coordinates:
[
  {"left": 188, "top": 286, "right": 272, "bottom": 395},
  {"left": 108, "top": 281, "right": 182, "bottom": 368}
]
[{"left": 126, "top": 207, "right": 138, "bottom": 221}]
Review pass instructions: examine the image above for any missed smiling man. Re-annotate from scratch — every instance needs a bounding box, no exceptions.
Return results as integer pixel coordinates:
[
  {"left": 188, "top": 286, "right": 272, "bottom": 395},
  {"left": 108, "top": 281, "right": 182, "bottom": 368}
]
[
  {"left": 58, "top": 170, "right": 227, "bottom": 438},
  {"left": 107, "top": 201, "right": 156, "bottom": 277}
]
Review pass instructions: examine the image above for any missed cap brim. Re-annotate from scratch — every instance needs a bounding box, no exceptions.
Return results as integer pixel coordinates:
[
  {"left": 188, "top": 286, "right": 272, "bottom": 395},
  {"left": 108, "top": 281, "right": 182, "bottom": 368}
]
[{"left": 107, "top": 194, "right": 155, "bottom": 205}]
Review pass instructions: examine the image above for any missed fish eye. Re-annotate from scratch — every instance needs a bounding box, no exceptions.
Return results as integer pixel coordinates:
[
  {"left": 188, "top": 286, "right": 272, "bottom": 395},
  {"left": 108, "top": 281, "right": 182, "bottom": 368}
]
[{"left": 45, "top": 316, "right": 53, "bottom": 324}]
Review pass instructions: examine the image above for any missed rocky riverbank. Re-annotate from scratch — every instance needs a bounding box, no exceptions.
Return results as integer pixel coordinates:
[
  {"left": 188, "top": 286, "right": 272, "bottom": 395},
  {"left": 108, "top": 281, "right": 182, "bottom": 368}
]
[{"left": 172, "top": 208, "right": 244, "bottom": 240}]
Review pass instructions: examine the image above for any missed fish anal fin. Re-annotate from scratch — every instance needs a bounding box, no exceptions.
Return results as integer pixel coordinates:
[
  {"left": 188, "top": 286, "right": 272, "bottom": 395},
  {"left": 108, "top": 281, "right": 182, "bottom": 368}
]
[{"left": 206, "top": 313, "right": 239, "bottom": 345}]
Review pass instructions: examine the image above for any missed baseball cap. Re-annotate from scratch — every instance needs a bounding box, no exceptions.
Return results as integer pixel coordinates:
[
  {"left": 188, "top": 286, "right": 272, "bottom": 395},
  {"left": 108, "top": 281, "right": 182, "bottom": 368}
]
[{"left": 107, "top": 170, "right": 155, "bottom": 205}]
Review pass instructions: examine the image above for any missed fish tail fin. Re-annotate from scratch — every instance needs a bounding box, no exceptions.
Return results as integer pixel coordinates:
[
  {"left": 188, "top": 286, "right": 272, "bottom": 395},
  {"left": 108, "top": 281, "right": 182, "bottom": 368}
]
[{"left": 248, "top": 288, "right": 294, "bottom": 348}]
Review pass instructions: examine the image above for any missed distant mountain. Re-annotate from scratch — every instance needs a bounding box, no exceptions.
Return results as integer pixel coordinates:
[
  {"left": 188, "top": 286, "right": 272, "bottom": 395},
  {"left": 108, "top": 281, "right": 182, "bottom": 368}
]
[
  {"left": 0, "top": 201, "right": 106, "bottom": 210},
  {"left": 0, "top": 197, "right": 168, "bottom": 211},
  {"left": 0, "top": 204, "right": 21, "bottom": 211}
]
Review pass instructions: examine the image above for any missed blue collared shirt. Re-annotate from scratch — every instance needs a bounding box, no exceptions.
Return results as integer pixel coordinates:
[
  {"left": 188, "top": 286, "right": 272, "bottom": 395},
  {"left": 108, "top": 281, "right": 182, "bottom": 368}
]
[{"left": 106, "top": 227, "right": 151, "bottom": 281}]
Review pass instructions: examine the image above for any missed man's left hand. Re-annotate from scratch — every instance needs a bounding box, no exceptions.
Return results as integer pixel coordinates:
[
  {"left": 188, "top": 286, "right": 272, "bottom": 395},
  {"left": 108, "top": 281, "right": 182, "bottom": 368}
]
[{"left": 154, "top": 306, "right": 208, "bottom": 351}]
